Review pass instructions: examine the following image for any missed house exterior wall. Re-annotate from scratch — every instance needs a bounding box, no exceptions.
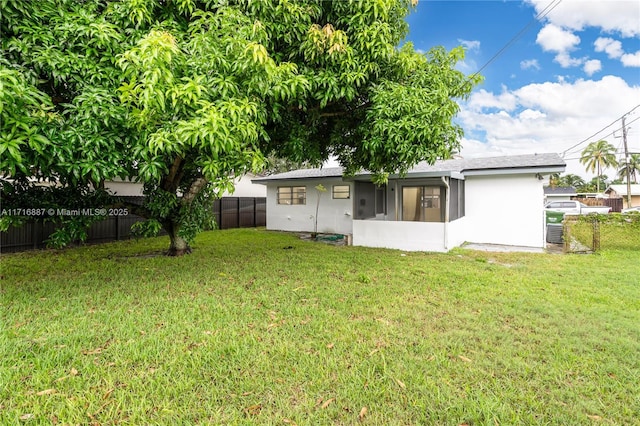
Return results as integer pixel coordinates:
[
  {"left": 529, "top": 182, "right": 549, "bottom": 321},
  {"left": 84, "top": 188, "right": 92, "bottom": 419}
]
[
  {"left": 105, "top": 179, "right": 144, "bottom": 196},
  {"left": 544, "top": 194, "right": 572, "bottom": 203},
  {"left": 264, "top": 178, "right": 353, "bottom": 234},
  {"left": 353, "top": 220, "right": 446, "bottom": 251},
  {"left": 226, "top": 174, "right": 267, "bottom": 197},
  {"left": 104, "top": 174, "right": 266, "bottom": 198},
  {"left": 464, "top": 174, "right": 545, "bottom": 247},
  {"left": 352, "top": 217, "right": 467, "bottom": 252},
  {"left": 612, "top": 192, "right": 640, "bottom": 209}
]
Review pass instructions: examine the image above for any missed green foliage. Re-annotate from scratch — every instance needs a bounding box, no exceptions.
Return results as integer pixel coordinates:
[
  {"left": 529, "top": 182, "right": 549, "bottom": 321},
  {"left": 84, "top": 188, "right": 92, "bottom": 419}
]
[
  {"left": 2, "top": 0, "right": 479, "bottom": 253},
  {"left": 0, "top": 181, "right": 114, "bottom": 248},
  {"left": 580, "top": 140, "right": 618, "bottom": 192},
  {"left": 617, "top": 153, "right": 640, "bottom": 183}
]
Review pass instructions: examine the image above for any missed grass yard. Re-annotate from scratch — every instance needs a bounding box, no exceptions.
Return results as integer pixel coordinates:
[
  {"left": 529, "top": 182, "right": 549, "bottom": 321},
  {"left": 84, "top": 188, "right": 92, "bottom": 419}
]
[{"left": 1, "top": 229, "right": 639, "bottom": 425}]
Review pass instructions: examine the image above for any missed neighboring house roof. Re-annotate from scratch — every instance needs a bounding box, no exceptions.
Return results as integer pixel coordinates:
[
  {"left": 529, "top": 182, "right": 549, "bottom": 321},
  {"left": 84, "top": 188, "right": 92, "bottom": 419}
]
[
  {"left": 253, "top": 153, "right": 566, "bottom": 182},
  {"left": 544, "top": 186, "right": 577, "bottom": 196},
  {"left": 605, "top": 184, "right": 640, "bottom": 196}
]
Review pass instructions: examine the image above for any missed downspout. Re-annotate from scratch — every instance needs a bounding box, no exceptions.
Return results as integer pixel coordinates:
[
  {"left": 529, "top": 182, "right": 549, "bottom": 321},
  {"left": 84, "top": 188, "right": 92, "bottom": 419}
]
[{"left": 441, "top": 176, "right": 450, "bottom": 250}]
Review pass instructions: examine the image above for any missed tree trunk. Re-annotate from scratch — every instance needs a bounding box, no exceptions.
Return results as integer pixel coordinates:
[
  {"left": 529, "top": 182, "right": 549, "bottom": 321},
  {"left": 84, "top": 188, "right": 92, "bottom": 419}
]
[{"left": 166, "top": 222, "right": 191, "bottom": 256}]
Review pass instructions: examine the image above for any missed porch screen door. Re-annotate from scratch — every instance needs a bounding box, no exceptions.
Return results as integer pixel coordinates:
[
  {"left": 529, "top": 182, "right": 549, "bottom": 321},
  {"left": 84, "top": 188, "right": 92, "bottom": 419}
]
[{"left": 402, "top": 186, "right": 442, "bottom": 222}]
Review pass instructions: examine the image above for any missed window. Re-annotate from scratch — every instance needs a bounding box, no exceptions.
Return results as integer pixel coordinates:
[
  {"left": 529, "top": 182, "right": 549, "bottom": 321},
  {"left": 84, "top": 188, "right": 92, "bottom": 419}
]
[
  {"left": 402, "top": 186, "right": 443, "bottom": 222},
  {"left": 375, "top": 186, "right": 386, "bottom": 215},
  {"left": 332, "top": 185, "right": 350, "bottom": 199},
  {"left": 449, "top": 179, "right": 465, "bottom": 221},
  {"left": 277, "top": 186, "right": 306, "bottom": 205}
]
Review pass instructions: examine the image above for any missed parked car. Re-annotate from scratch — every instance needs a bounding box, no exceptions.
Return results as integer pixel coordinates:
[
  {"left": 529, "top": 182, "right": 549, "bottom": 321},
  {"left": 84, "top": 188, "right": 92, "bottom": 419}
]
[
  {"left": 621, "top": 206, "right": 640, "bottom": 214},
  {"left": 544, "top": 200, "right": 611, "bottom": 215}
]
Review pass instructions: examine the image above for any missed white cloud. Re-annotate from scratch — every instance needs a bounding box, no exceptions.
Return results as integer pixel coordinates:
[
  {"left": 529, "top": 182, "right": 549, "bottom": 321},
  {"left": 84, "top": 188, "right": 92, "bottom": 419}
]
[
  {"left": 519, "top": 109, "right": 547, "bottom": 120},
  {"left": 458, "top": 39, "right": 480, "bottom": 51},
  {"left": 520, "top": 59, "right": 541, "bottom": 70},
  {"left": 583, "top": 59, "right": 601, "bottom": 75},
  {"left": 536, "top": 24, "right": 581, "bottom": 53},
  {"left": 527, "top": 0, "right": 640, "bottom": 38},
  {"left": 593, "top": 37, "right": 640, "bottom": 68},
  {"left": 594, "top": 37, "right": 624, "bottom": 59},
  {"left": 621, "top": 51, "right": 640, "bottom": 67},
  {"left": 465, "top": 87, "right": 518, "bottom": 112},
  {"left": 554, "top": 52, "right": 584, "bottom": 68},
  {"left": 458, "top": 76, "right": 640, "bottom": 178},
  {"left": 536, "top": 24, "right": 584, "bottom": 68}
]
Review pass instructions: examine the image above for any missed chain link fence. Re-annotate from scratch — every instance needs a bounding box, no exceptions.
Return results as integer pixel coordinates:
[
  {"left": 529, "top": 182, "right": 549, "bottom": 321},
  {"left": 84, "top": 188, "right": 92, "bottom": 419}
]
[{"left": 562, "top": 213, "right": 640, "bottom": 253}]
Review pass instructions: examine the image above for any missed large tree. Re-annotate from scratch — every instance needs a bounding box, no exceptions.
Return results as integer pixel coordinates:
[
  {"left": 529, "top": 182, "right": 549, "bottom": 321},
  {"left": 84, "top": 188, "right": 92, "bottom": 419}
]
[
  {"left": 617, "top": 153, "right": 640, "bottom": 184},
  {"left": 1, "top": 0, "right": 479, "bottom": 255},
  {"left": 580, "top": 140, "right": 618, "bottom": 193},
  {"left": 558, "top": 173, "right": 586, "bottom": 189}
]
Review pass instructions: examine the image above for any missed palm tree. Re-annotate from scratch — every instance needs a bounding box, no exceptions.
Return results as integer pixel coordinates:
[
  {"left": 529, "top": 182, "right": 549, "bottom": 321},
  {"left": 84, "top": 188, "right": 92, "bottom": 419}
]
[
  {"left": 558, "top": 173, "right": 585, "bottom": 189},
  {"left": 580, "top": 140, "right": 618, "bottom": 192},
  {"left": 617, "top": 153, "right": 640, "bottom": 184}
]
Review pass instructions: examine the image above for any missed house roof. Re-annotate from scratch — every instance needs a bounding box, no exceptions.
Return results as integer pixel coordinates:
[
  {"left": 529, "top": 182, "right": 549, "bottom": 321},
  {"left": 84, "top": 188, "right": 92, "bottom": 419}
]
[
  {"left": 544, "top": 186, "right": 577, "bottom": 195},
  {"left": 605, "top": 184, "right": 640, "bottom": 196},
  {"left": 253, "top": 153, "right": 566, "bottom": 183}
]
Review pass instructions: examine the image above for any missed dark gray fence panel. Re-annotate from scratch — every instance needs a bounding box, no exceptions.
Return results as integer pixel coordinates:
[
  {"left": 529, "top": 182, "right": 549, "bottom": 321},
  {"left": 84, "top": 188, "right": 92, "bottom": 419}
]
[{"left": 1, "top": 197, "right": 266, "bottom": 253}]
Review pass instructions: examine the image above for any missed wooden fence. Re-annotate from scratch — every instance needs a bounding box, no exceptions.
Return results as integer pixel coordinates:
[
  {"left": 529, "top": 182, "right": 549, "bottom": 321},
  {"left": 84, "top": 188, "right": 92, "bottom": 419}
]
[
  {"left": 575, "top": 197, "right": 624, "bottom": 212},
  {"left": 0, "top": 197, "right": 266, "bottom": 253}
]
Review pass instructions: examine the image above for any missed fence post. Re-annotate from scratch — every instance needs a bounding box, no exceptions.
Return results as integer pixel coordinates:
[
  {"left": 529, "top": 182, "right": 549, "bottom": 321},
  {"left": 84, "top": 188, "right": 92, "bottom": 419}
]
[
  {"left": 236, "top": 198, "right": 240, "bottom": 228},
  {"left": 253, "top": 197, "right": 257, "bottom": 227},
  {"left": 592, "top": 216, "right": 600, "bottom": 252},
  {"left": 563, "top": 217, "right": 570, "bottom": 253},
  {"left": 32, "top": 220, "right": 39, "bottom": 250}
]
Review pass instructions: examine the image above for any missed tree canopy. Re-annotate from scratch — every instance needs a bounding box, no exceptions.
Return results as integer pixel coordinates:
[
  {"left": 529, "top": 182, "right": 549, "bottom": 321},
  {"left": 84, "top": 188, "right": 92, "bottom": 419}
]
[
  {"left": 580, "top": 140, "right": 618, "bottom": 193},
  {"left": 1, "top": 0, "right": 479, "bottom": 254}
]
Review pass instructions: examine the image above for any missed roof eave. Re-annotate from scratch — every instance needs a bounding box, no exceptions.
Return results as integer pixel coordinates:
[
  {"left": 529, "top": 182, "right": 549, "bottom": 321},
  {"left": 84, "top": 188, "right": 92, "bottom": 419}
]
[{"left": 462, "top": 165, "right": 566, "bottom": 176}]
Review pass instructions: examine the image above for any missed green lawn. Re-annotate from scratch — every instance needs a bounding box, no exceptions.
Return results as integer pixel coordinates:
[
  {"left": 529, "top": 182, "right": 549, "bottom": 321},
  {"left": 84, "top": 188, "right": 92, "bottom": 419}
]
[{"left": 1, "top": 229, "right": 639, "bottom": 425}]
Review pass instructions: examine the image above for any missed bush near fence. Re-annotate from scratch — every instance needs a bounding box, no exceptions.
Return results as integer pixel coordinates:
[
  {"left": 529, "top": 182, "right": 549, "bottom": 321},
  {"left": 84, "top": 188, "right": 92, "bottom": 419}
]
[
  {"left": 563, "top": 213, "right": 640, "bottom": 252},
  {"left": 0, "top": 197, "right": 266, "bottom": 253}
]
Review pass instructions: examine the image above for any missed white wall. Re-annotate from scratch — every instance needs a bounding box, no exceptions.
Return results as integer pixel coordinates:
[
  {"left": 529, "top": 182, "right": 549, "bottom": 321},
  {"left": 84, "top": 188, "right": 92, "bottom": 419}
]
[
  {"left": 105, "top": 174, "right": 266, "bottom": 198},
  {"left": 105, "top": 179, "right": 144, "bottom": 196},
  {"left": 446, "top": 217, "right": 468, "bottom": 249},
  {"left": 353, "top": 220, "right": 447, "bottom": 251},
  {"left": 224, "top": 174, "right": 266, "bottom": 197},
  {"left": 264, "top": 178, "right": 353, "bottom": 234},
  {"left": 464, "top": 175, "right": 545, "bottom": 247}
]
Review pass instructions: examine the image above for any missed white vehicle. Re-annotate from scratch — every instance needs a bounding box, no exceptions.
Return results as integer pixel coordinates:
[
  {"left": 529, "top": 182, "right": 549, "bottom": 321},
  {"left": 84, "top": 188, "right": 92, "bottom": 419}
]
[
  {"left": 544, "top": 200, "right": 611, "bottom": 215},
  {"left": 621, "top": 206, "right": 640, "bottom": 214}
]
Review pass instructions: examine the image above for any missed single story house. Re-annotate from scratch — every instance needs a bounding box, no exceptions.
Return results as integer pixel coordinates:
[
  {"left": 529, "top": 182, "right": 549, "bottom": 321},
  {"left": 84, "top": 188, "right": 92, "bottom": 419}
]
[
  {"left": 105, "top": 173, "right": 267, "bottom": 198},
  {"left": 604, "top": 184, "right": 640, "bottom": 209},
  {"left": 544, "top": 186, "right": 576, "bottom": 204},
  {"left": 253, "top": 153, "right": 566, "bottom": 252}
]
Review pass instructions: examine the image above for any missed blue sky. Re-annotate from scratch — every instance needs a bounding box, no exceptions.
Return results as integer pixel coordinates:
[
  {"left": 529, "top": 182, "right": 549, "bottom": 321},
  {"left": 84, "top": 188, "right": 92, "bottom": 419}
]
[{"left": 404, "top": 0, "right": 640, "bottom": 179}]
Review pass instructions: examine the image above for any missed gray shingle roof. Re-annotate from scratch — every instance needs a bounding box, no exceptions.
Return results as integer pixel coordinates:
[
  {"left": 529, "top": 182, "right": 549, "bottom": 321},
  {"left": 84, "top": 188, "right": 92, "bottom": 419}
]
[
  {"left": 544, "top": 186, "right": 577, "bottom": 195},
  {"left": 253, "top": 153, "right": 566, "bottom": 182}
]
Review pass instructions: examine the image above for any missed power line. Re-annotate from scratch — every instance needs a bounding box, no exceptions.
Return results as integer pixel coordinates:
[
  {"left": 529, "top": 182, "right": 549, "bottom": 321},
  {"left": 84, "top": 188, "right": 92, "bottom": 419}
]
[
  {"left": 467, "top": 0, "right": 563, "bottom": 82},
  {"left": 562, "top": 105, "right": 640, "bottom": 157},
  {"left": 562, "top": 116, "right": 640, "bottom": 172}
]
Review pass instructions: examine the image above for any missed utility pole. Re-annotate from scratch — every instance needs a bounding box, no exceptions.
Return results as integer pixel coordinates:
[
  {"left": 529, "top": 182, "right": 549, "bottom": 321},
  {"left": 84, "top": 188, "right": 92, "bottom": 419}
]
[{"left": 622, "top": 115, "right": 632, "bottom": 208}]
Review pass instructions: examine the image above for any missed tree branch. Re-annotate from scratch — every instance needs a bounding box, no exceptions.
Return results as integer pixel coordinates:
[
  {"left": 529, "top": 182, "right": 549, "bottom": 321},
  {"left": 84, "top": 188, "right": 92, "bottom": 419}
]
[
  {"left": 162, "top": 156, "right": 183, "bottom": 192},
  {"left": 182, "top": 177, "right": 208, "bottom": 204}
]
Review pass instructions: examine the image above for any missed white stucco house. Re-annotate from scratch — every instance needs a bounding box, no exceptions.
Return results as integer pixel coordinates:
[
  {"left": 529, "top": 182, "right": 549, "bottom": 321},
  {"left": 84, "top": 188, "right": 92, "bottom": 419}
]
[
  {"left": 253, "top": 153, "right": 566, "bottom": 252},
  {"left": 543, "top": 186, "right": 577, "bottom": 204},
  {"left": 105, "top": 173, "right": 267, "bottom": 198}
]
